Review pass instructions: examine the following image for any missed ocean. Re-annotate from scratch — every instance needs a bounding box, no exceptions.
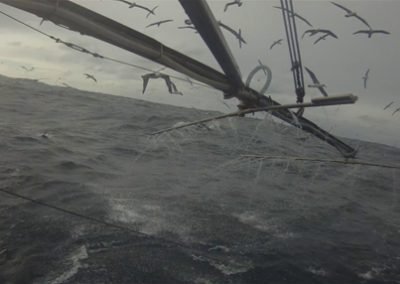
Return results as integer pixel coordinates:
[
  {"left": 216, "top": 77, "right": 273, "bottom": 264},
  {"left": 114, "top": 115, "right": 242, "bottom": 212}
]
[{"left": 0, "top": 74, "right": 399, "bottom": 284}]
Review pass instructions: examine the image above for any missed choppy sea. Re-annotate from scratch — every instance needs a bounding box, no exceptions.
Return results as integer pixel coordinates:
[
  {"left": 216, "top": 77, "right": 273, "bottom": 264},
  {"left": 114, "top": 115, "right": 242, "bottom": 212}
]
[{"left": 1, "top": 75, "right": 399, "bottom": 284}]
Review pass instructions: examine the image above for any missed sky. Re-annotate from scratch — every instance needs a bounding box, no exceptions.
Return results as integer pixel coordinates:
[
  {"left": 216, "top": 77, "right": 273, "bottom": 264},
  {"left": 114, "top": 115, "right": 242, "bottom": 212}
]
[{"left": 0, "top": 0, "right": 399, "bottom": 148}]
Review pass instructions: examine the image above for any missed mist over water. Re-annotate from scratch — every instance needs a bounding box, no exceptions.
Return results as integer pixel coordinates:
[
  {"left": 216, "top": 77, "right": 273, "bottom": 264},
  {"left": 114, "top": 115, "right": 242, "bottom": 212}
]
[{"left": 0, "top": 75, "right": 399, "bottom": 283}]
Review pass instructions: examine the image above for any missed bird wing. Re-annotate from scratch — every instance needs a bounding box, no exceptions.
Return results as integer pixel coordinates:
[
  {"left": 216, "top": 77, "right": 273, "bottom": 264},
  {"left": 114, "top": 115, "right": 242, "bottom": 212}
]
[
  {"left": 354, "top": 15, "right": 371, "bottom": 29},
  {"left": 294, "top": 14, "right": 313, "bottom": 27},
  {"left": 321, "top": 29, "right": 338, "bottom": 39},
  {"left": 161, "top": 20, "right": 174, "bottom": 24},
  {"left": 134, "top": 3, "right": 152, "bottom": 12},
  {"left": 141, "top": 75, "right": 150, "bottom": 94},
  {"left": 145, "top": 22, "right": 158, "bottom": 28},
  {"left": 92, "top": 77, "right": 97, "bottom": 83},
  {"left": 146, "top": 6, "right": 158, "bottom": 18},
  {"left": 331, "top": 2, "right": 352, "bottom": 13},
  {"left": 218, "top": 22, "right": 238, "bottom": 37},
  {"left": 364, "top": 77, "right": 367, "bottom": 89},
  {"left": 384, "top": 102, "right": 393, "bottom": 110},
  {"left": 373, "top": 30, "right": 390, "bottom": 35},
  {"left": 116, "top": 0, "right": 131, "bottom": 5},
  {"left": 353, "top": 30, "right": 369, "bottom": 35},
  {"left": 178, "top": 26, "right": 197, "bottom": 30},
  {"left": 273, "top": 6, "right": 293, "bottom": 15},
  {"left": 318, "top": 87, "right": 329, "bottom": 97},
  {"left": 305, "top": 67, "right": 320, "bottom": 84},
  {"left": 314, "top": 35, "right": 327, "bottom": 45},
  {"left": 302, "top": 29, "right": 315, "bottom": 39},
  {"left": 160, "top": 75, "right": 173, "bottom": 93},
  {"left": 392, "top": 109, "right": 399, "bottom": 116},
  {"left": 270, "top": 42, "right": 276, "bottom": 49},
  {"left": 365, "top": 69, "right": 370, "bottom": 77},
  {"left": 224, "top": 2, "right": 234, "bottom": 12}
]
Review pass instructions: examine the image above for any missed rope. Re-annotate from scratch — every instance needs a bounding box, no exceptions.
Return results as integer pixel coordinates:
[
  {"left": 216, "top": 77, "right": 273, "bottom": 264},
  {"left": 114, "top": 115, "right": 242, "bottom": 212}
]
[
  {"left": 280, "top": 0, "right": 297, "bottom": 92},
  {"left": 280, "top": 0, "right": 306, "bottom": 103},
  {"left": 0, "top": 187, "right": 236, "bottom": 265},
  {"left": 150, "top": 96, "right": 357, "bottom": 135},
  {"left": 240, "top": 155, "right": 400, "bottom": 170},
  {"left": 0, "top": 10, "right": 212, "bottom": 89},
  {"left": 289, "top": 0, "right": 305, "bottom": 95}
]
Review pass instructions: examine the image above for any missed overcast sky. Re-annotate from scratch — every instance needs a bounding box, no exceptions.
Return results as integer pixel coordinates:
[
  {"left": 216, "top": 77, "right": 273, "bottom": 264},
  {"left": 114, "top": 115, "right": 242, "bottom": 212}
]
[{"left": 0, "top": 0, "right": 399, "bottom": 148}]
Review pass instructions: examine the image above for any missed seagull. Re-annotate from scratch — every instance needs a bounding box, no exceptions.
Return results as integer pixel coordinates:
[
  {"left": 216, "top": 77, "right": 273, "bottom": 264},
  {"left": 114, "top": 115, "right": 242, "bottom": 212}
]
[
  {"left": 270, "top": 39, "right": 283, "bottom": 50},
  {"left": 392, "top": 107, "right": 400, "bottom": 116},
  {"left": 314, "top": 34, "right": 330, "bottom": 45},
  {"left": 171, "top": 82, "right": 183, "bottom": 96},
  {"left": 305, "top": 67, "right": 328, "bottom": 97},
  {"left": 62, "top": 83, "right": 71, "bottom": 88},
  {"left": 302, "top": 29, "right": 338, "bottom": 39},
  {"left": 21, "top": 66, "right": 29, "bottom": 72},
  {"left": 217, "top": 21, "right": 246, "bottom": 48},
  {"left": 224, "top": 0, "right": 242, "bottom": 12},
  {"left": 353, "top": 29, "right": 390, "bottom": 38},
  {"left": 146, "top": 20, "right": 173, "bottom": 28},
  {"left": 116, "top": 1, "right": 158, "bottom": 18},
  {"left": 218, "top": 99, "right": 230, "bottom": 109},
  {"left": 84, "top": 73, "right": 97, "bottom": 82},
  {"left": 184, "top": 19, "right": 192, "bottom": 25},
  {"left": 142, "top": 73, "right": 174, "bottom": 94},
  {"left": 362, "top": 69, "right": 370, "bottom": 89},
  {"left": 273, "top": 6, "right": 313, "bottom": 27},
  {"left": 258, "top": 60, "right": 267, "bottom": 75},
  {"left": 331, "top": 2, "right": 371, "bottom": 28},
  {"left": 384, "top": 102, "right": 393, "bottom": 110}
]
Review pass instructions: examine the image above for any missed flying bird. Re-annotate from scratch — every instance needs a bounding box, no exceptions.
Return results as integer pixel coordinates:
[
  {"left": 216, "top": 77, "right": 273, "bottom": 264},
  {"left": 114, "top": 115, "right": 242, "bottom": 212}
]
[
  {"left": 314, "top": 34, "right": 330, "bottom": 45},
  {"left": 302, "top": 29, "right": 338, "bottom": 39},
  {"left": 353, "top": 29, "right": 390, "bottom": 38},
  {"left": 84, "top": 73, "right": 97, "bottom": 82},
  {"left": 331, "top": 2, "right": 370, "bottom": 28},
  {"left": 224, "top": 0, "right": 243, "bottom": 12},
  {"left": 384, "top": 102, "right": 393, "bottom": 110},
  {"left": 217, "top": 21, "right": 246, "bottom": 48},
  {"left": 146, "top": 20, "right": 173, "bottom": 28},
  {"left": 362, "top": 69, "right": 370, "bottom": 89},
  {"left": 270, "top": 39, "right": 283, "bottom": 50},
  {"left": 273, "top": 6, "right": 313, "bottom": 27},
  {"left": 142, "top": 73, "right": 175, "bottom": 94},
  {"left": 116, "top": 1, "right": 158, "bottom": 18},
  {"left": 20, "top": 66, "right": 29, "bottom": 72},
  {"left": 258, "top": 60, "right": 267, "bottom": 75},
  {"left": 392, "top": 107, "right": 400, "bottom": 116},
  {"left": 218, "top": 99, "right": 231, "bottom": 109},
  {"left": 62, "top": 83, "right": 71, "bottom": 88},
  {"left": 305, "top": 67, "right": 328, "bottom": 97}
]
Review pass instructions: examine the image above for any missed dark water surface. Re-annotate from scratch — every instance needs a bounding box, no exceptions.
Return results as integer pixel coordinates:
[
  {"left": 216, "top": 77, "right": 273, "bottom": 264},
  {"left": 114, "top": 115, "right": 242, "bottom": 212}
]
[{"left": 1, "top": 75, "right": 399, "bottom": 284}]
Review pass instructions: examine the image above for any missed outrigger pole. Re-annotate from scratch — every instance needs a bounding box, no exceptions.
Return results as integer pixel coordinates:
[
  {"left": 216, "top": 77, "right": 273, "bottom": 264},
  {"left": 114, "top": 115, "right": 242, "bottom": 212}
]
[{"left": 0, "top": 0, "right": 358, "bottom": 157}]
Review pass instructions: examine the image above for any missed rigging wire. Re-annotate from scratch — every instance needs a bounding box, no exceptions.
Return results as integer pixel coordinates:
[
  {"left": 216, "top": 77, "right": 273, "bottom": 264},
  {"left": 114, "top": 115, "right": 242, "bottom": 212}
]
[
  {"left": 0, "top": 10, "right": 213, "bottom": 89},
  {"left": 280, "top": 0, "right": 306, "bottom": 104},
  {"left": 0, "top": 186, "right": 232, "bottom": 265}
]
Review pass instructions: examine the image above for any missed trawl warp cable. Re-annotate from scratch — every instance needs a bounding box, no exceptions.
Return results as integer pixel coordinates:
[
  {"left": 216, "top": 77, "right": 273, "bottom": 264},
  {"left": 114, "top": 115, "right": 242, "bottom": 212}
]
[
  {"left": 0, "top": 186, "right": 244, "bottom": 266},
  {"left": 0, "top": 10, "right": 212, "bottom": 89}
]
